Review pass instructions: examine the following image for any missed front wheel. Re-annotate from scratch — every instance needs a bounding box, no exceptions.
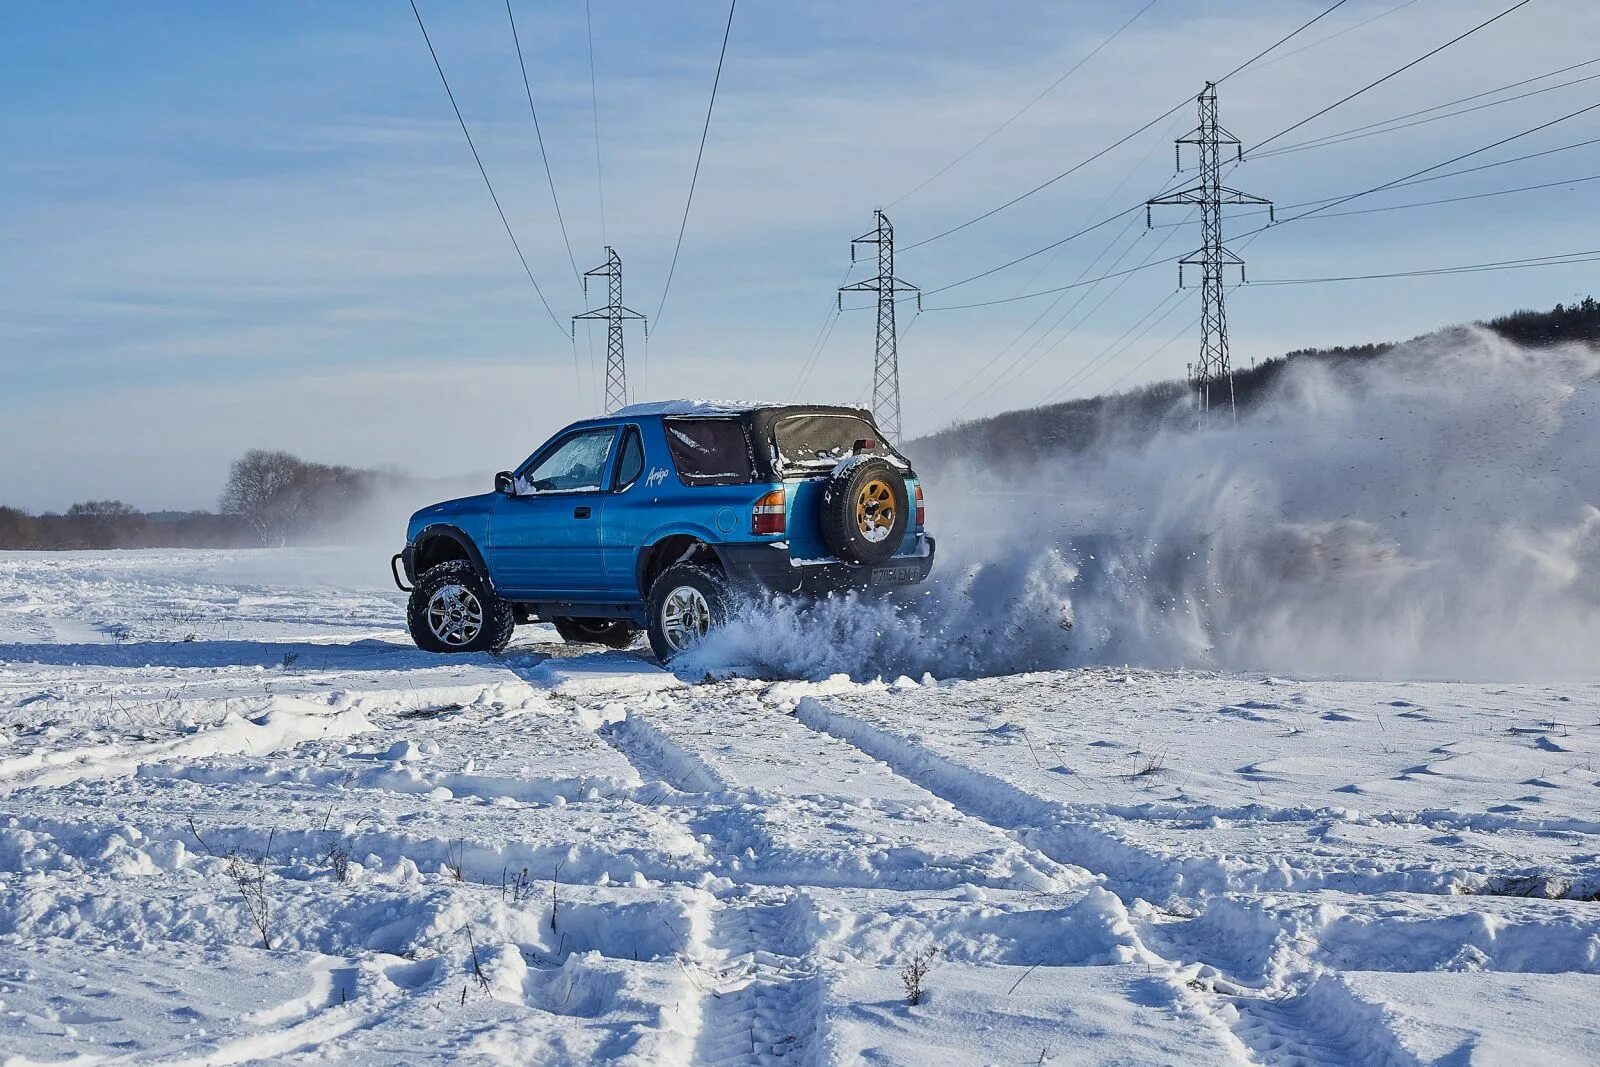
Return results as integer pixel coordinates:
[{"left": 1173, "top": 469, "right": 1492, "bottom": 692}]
[
  {"left": 646, "top": 563, "right": 731, "bottom": 663},
  {"left": 406, "top": 560, "right": 516, "bottom": 654},
  {"left": 553, "top": 617, "right": 640, "bottom": 649}
]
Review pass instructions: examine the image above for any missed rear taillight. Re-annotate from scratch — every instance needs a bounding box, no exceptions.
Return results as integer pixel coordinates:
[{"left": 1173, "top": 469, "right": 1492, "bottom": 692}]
[
  {"left": 752, "top": 488, "right": 786, "bottom": 535},
  {"left": 914, "top": 483, "right": 925, "bottom": 528}
]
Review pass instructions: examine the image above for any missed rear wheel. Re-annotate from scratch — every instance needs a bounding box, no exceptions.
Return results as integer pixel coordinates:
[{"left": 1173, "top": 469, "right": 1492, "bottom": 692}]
[
  {"left": 553, "top": 617, "right": 640, "bottom": 649},
  {"left": 646, "top": 563, "right": 730, "bottom": 663},
  {"left": 406, "top": 560, "right": 515, "bottom": 654}
]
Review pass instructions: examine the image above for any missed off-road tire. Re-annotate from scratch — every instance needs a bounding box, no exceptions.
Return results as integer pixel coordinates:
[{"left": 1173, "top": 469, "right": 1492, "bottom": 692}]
[
  {"left": 553, "top": 617, "right": 640, "bottom": 649},
  {"left": 645, "top": 562, "right": 731, "bottom": 664},
  {"left": 819, "top": 456, "right": 910, "bottom": 565},
  {"left": 406, "top": 559, "right": 516, "bottom": 655}
]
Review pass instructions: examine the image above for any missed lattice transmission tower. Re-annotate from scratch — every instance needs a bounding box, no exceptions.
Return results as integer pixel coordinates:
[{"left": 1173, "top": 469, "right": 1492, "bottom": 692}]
[
  {"left": 838, "top": 211, "right": 919, "bottom": 441},
  {"left": 572, "top": 246, "right": 647, "bottom": 412},
  {"left": 1147, "top": 82, "right": 1273, "bottom": 418}
]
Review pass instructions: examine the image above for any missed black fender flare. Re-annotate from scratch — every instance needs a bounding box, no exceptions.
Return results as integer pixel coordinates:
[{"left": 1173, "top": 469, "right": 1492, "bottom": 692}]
[
  {"left": 411, "top": 524, "right": 496, "bottom": 593},
  {"left": 634, "top": 535, "right": 728, "bottom": 599}
]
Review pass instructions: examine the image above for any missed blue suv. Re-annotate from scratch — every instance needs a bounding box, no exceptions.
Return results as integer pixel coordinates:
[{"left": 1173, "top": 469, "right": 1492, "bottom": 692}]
[{"left": 394, "top": 402, "right": 935, "bottom": 661}]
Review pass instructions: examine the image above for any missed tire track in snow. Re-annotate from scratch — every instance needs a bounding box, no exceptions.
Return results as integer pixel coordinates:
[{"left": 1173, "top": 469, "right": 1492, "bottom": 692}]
[
  {"left": 688, "top": 893, "right": 826, "bottom": 1066},
  {"left": 573, "top": 698, "right": 830, "bottom": 1063},
  {"left": 595, "top": 708, "right": 730, "bottom": 795},
  {"left": 789, "top": 696, "right": 1423, "bottom": 1067},
  {"left": 1217, "top": 974, "right": 1422, "bottom": 1067}
]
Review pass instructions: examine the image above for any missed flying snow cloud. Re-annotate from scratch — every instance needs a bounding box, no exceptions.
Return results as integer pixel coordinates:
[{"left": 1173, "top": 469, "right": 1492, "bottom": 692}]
[{"left": 684, "top": 328, "right": 1600, "bottom": 682}]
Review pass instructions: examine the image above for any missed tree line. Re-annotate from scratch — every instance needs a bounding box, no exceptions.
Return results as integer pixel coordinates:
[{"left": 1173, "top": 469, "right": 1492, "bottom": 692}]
[{"left": 0, "top": 450, "right": 387, "bottom": 550}]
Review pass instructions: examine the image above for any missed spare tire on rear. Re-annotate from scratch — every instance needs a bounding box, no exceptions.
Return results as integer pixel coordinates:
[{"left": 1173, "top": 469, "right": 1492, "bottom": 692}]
[{"left": 819, "top": 456, "right": 909, "bottom": 565}]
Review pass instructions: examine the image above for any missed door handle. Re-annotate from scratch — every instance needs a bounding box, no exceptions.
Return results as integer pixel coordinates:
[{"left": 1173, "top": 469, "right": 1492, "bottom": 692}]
[{"left": 573, "top": 506, "right": 592, "bottom": 519}]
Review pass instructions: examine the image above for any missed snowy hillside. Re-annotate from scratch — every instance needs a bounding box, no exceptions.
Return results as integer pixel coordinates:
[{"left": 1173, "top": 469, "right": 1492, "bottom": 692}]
[{"left": 1, "top": 550, "right": 1596, "bottom": 1064}]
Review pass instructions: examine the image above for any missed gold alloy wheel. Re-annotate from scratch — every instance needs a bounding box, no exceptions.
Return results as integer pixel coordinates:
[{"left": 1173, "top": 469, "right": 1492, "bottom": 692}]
[{"left": 855, "top": 478, "right": 896, "bottom": 543}]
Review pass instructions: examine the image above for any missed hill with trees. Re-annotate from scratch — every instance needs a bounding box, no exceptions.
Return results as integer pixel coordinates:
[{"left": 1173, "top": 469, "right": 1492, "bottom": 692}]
[{"left": 909, "top": 297, "right": 1600, "bottom": 467}]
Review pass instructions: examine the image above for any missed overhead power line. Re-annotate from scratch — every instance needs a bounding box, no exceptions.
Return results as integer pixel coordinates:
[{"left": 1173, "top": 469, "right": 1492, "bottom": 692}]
[
  {"left": 506, "top": 0, "right": 582, "bottom": 283},
  {"left": 924, "top": 257, "right": 1178, "bottom": 311},
  {"left": 1283, "top": 172, "right": 1600, "bottom": 220},
  {"left": 790, "top": 262, "right": 858, "bottom": 400},
  {"left": 921, "top": 137, "right": 1190, "bottom": 418},
  {"left": 1253, "top": 65, "right": 1600, "bottom": 161},
  {"left": 1253, "top": 55, "right": 1600, "bottom": 157},
  {"left": 1251, "top": 248, "right": 1600, "bottom": 285},
  {"left": 948, "top": 217, "right": 1157, "bottom": 416},
  {"left": 922, "top": 204, "right": 1146, "bottom": 295},
  {"left": 900, "top": 0, "right": 1356, "bottom": 252},
  {"left": 887, "top": 0, "right": 1162, "bottom": 208},
  {"left": 1244, "top": 0, "right": 1425, "bottom": 74},
  {"left": 1214, "top": 0, "right": 1355, "bottom": 82},
  {"left": 954, "top": 206, "right": 1196, "bottom": 413},
  {"left": 1105, "top": 311, "right": 1203, "bottom": 391},
  {"left": 1040, "top": 287, "right": 1191, "bottom": 403},
  {"left": 654, "top": 0, "right": 737, "bottom": 332},
  {"left": 584, "top": 0, "right": 607, "bottom": 247},
  {"left": 1214, "top": 135, "right": 1600, "bottom": 223},
  {"left": 1279, "top": 99, "right": 1600, "bottom": 224},
  {"left": 1157, "top": 171, "right": 1600, "bottom": 227},
  {"left": 409, "top": 0, "right": 566, "bottom": 337},
  {"left": 928, "top": 103, "right": 1600, "bottom": 315},
  {"left": 1250, "top": 0, "right": 1539, "bottom": 156}
]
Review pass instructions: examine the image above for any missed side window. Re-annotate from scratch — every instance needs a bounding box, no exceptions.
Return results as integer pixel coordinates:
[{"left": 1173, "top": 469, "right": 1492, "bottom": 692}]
[
  {"left": 516, "top": 428, "right": 616, "bottom": 493},
  {"left": 614, "top": 427, "right": 644, "bottom": 491},
  {"left": 663, "top": 418, "right": 756, "bottom": 486}
]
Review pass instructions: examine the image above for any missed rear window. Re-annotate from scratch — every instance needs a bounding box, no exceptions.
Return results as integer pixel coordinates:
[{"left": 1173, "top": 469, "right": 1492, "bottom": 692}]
[
  {"left": 663, "top": 418, "right": 756, "bottom": 486},
  {"left": 773, "top": 414, "right": 884, "bottom": 472}
]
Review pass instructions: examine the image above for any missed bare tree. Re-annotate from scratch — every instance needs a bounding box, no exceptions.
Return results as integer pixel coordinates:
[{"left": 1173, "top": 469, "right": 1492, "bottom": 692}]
[
  {"left": 219, "top": 450, "right": 381, "bottom": 545},
  {"left": 219, "top": 450, "right": 312, "bottom": 545}
]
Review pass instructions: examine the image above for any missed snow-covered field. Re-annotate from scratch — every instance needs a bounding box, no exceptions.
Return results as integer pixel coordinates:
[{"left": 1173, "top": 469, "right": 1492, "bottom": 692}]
[{"left": 1, "top": 550, "right": 1597, "bottom": 1065}]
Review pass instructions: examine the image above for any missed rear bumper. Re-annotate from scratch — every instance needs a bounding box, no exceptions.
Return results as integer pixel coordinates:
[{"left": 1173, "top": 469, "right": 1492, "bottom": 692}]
[{"left": 717, "top": 536, "right": 935, "bottom": 596}]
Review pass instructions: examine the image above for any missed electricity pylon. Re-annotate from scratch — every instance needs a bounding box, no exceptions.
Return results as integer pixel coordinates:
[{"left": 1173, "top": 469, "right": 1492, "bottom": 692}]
[
  {"left": 838, "top": 211, "right": 919, "bottom": 441},
  {"left": 572, "top": 247, "right": 646, "bottom": 412},
  {"left": 1146, "top": 82, "right": 1273, "bottom": 418}
]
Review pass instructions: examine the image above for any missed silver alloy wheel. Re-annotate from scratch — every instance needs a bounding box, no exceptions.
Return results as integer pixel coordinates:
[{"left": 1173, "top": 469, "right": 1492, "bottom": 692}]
[
  {"left": 659, "top": 585, "right": 712, "bottom": 652},
  {"left": 427, "top": 583, "right": 484, "bottom": 647}
]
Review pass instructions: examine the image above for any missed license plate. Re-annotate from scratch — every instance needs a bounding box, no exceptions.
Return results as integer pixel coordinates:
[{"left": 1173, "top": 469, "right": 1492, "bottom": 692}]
[{"left": 871, "top": 565, "right": 921, "bottom": 585}]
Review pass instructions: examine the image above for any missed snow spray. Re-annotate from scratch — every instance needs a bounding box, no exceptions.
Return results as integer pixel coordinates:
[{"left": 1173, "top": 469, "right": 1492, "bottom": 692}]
[{"left": 680, "top": 328, "right": 1600, "bottom": 681}]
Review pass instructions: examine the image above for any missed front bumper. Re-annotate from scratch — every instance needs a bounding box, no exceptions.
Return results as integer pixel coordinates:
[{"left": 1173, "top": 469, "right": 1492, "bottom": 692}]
[
  {"left": 717, "top": 536, "right": 935, "bottom": 596},
  {"left": 392, "top": 546, "right": 415, "bottom": 591}
]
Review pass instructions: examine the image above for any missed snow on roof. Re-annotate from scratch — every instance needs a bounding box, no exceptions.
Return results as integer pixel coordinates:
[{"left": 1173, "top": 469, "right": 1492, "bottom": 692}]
[
  {"left": 612, "top": 399, "right": 866, "bottom": 417},
  {"left": 612, "top": 399, "right": 773, "bottom": 417}
]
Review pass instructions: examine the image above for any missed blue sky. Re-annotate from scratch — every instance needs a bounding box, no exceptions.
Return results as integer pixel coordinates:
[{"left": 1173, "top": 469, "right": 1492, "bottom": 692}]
[{"left": 3, "top": 0, "right": 1597, "bottom": 509}]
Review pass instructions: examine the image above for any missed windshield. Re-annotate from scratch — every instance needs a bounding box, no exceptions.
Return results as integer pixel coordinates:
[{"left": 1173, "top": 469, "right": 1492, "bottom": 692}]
[
  {"left": 516, "top": 428, "right": 615, "bottom": 493},
  {"left": 772, "top": 413, "right": 891, "bottom": 472}
]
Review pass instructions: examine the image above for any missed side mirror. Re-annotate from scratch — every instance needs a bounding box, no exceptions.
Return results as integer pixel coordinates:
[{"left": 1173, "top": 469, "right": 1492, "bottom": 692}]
[{"left": 494, "top": 471, "right": 515, "bottom": 495}]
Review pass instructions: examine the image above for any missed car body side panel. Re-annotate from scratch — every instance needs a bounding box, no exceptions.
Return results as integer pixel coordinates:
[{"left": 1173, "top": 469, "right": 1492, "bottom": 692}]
[
  {"left": 603, "top": 418, "right": 784, "bottom": 595},
  {"left": 488, "top": 490, "right": 610, "bottom": 597},
  {"left": 601, "top": 419, "right": 688, "bottom": 594},
  {"left": 406, "top": 495, "right": 496, "bottom": 547}
]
